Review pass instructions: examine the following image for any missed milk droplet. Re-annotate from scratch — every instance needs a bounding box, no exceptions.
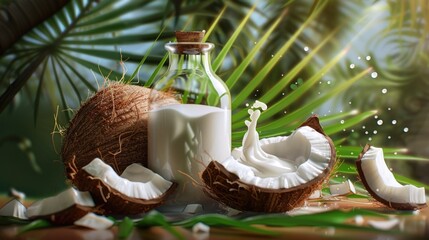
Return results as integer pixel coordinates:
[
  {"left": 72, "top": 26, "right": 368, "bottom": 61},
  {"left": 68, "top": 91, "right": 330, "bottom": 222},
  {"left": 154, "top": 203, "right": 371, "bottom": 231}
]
[
  {"left": 376, "top": 188, "right": 379, "bottom": 192},
  {"left": 388, "top": 107, "right": 391, "bottom": 111},
  {"left": 245, "top": 103, "right": 250, "bottom": 107},
  {"left": 373, "top": 130, "right": 378, "bottom": 134},
  {"left": 381, "top": 88, "right": 387, "bottom": 94},
  {"left": 282, "top": 92, "right": 285, "bottom": 96},
  {"left": 327, "top": 81, "right": 331, "bottom": 85},
  {"left": 371, "top": 72, "right": 378, "bottom": 78},
  {"left": 271, "top": 54, "right": 274, "bottom": 58},
  {"left": 340, "top": 120, "right": 345, "bottom": 124},
  {"left": 387, "top": 136, "right": 392, "bottom": 139},
  {"left": 366, "top": 56, "right": 371, "bottom": 61},
  {"left": 348, "top": 101, "right": 352, "bottom": 105},
  {"left": 365, "top": 131, "right": 369, "bottom": 134},
  {"left": 358, "top": 56, "right": 361, "bottom": 60},
  {"left": 304, "top": 46, "right": 309, "bottom": 52},
  {"left": 349, "top": 63, "right": 355, "bottom": 69},
  {"left": 362, "top": 126, "right": 366, "bottom": 129},
  {"left": 368, "top": 137, "right": 372, "bottom": 141},
  {"left": 394, "top": 152, "right": 398, "bottom": 155},
  {"left": 392, "top": 120, "right": 397, "bottom": 125},
  {"left": 374, "top": 115, "right": 378, "bottom": 119},
  {"left": 351, "top": 129, "right": 355, "bottom": 132},
  {"left": 403, "top": 127, "right": 409, "bottom": 133},
  {"left": 377, "top": 120, "right": 383, "bottom": 125}
]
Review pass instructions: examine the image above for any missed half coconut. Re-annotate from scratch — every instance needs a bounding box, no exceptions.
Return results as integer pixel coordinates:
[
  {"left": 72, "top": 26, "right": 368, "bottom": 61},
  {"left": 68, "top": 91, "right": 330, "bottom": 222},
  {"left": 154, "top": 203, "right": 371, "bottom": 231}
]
[
  {"left": 74, "top": 158, "right": 176, "bottom": 215},
  {"left": 356, "top": 144, "right": 427, "bottom": 210},
  {"left": 202, "top": 102, "right": 336, "bottom": 212}
]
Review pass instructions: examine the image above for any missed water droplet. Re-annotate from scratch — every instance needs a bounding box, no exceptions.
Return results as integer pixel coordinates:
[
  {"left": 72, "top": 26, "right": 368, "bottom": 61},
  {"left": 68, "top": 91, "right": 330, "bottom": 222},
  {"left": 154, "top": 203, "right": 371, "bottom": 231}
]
[
  {"left": 349, "top": 64, "right": 355, "bottom": 69},
  {"left": 282, "top": 92, "right": 285, "bottom": 96},
  {"left": 348, "top": 101, "right": 352, "bottom": 105},
  {"left": 389, "top": 168, "right": 393, "bottom": 171},
  {"left": 271, "top": 54, "right": 274, "bottom": 58},
  {"left": 388, "top": 107, "right": 392, "bottom": 111},
  {"left": 343, "top": 129, "right": 346, "bottom": 132},
  {"left": 403, "top": 127, "right": 409, "bottom": 133},
  {"left": 366, "top": 56, "right": 371, "bottom": 61},
  {"left": 284, "top": 111, "right": 287, "bottom": 114},
  {"left": 394, "top": 152, "right": 398, "bottom": 155},
  {"left": 371, "top": 72, "right": 378, "bottom": 78},
  {"left": 374, "top": 115, "right": 378, "bottom": 119},
  {"left": 358, "top": 56, "right": 362, "bottom": 60},
  {"left": 304, "top": 46, "right": 309, "bottom": 52},
  {"left": 392, "top": 120, "right": 397, "bottom": 125},
  {"left": 377, "top": 120, "right": 383, "bottom": 125},
  {"left": 281, "top": 74, "right": 284, "bottom": 77},
  {"left": 340, "top": 120, "right": 345, "bottom": 124},
  {"left": 381, "top": 88, "right": 387, "bottom": 94},
  {"left": 351, "top": 129, "right": 355, "bottom": 132},
  {"left": 318, "top": 92, "right": 321, "bottom": 95},
  {"left": 368, "top": 137, "right": 372, "bottom": 141},
  {"left": 387, "top": 136, "right": 392, "bottom": 139},
  {"left": 327, "top": 81, "right": 331, "bottom": 85},
  {"left": 254, "top": 41, "right": 257, "bottom": 45},
  {"left": 365, "top": 131, "right": 369, "bottom": 134},
  {"left": 376, "top": 188, "right": 379, "bottom": 192},
  {"left": 373, "top": 130, "right": 378, "bottom": 134},
  {"left": 245, "top": 103, "right": 249, "bottom": 107},
  {"left": 362, "top": 126, "right": 366, "bottom": 129},
  {"left": 351, "top": 152, "right": 354, "bottom": 155}
]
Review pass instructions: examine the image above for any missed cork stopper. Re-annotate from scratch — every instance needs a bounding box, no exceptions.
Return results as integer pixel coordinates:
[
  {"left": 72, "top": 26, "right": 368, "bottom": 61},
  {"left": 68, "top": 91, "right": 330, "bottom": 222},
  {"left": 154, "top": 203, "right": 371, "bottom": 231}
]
[{"left": 175, "top": 31, "right": 205, "bottom": 42}]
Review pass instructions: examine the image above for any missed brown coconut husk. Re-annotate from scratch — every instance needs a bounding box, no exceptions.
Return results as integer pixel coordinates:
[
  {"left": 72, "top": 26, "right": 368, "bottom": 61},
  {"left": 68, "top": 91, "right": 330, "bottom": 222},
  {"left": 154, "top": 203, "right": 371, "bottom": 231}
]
[
  {"left": 356, "top": 144, "right": 427, "bottom": 211},
  {"left": 202, "top": 115, "right": 336, "bottom": 212},
  {"left": 74, "top": 169, "right": 177, "bottom": 215},
  {"left": 61, "top": 83, "right": 177, "bottom": 184}
]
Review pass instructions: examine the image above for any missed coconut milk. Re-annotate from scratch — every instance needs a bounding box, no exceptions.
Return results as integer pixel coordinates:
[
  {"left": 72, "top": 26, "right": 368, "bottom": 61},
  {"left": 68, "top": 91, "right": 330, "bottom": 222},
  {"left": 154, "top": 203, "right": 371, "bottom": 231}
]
[{"left": 148, "top": 104, "right": 231, "bottom": 206}]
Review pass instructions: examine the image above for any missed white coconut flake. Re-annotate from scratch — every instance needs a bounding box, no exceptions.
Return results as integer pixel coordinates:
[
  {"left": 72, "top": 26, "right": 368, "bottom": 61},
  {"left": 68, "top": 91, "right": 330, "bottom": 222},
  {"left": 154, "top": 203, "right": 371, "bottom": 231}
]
[
  {"left": 329, "top": 179, "right": 356, "bottom": 196},
  {"left": 27, "top": 188, "right": 94, "bottom": 218},
  {"left": 360, "top": 147, "right": 426, "bottom": 204},
  {"left": 74, "top": 213, "right": 114, "bottom": 230},
  {"left": 219, "top": 102, "right": 331, "bottom": 189},
  {"left": 368, "top": 218, "right": 400, "bottom": 230},
  {"left": 82, "top": 158, "right": 173, "bottom": 200},
  {"left": 193, "top": 222, "right": 210, "bottom": 233},
  {"left": 0, "top": 199, "right": 28, "bottom": 219}
]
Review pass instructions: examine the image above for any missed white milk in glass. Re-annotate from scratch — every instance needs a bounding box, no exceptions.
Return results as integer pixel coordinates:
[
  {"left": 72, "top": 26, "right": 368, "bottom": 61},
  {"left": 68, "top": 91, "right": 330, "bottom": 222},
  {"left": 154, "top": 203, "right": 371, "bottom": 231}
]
[{"left": 148, "top": 104, "right": 231, "bottom": 206}]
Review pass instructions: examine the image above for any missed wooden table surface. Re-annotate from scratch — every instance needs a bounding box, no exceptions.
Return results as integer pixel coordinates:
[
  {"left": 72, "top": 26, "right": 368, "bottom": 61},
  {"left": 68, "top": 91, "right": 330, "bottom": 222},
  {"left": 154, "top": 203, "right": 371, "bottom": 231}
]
[{"left": 1, "top": 197, "right": 428, "bottom": 240}]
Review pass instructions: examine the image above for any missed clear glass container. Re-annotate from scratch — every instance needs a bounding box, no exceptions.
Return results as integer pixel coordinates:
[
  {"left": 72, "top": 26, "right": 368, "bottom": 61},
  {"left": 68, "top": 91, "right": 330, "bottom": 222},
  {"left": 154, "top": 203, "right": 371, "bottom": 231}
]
[{"left": 148, "top": 31, "right": 231, "bottom": 211}]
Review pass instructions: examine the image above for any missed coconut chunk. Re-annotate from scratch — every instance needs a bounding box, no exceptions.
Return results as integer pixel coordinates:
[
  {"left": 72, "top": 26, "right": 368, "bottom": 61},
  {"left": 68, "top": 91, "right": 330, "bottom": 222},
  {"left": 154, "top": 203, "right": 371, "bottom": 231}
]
[
  {"left": 75, "top": 158, "right": 177, "bottom": 215},
  {"left": 0, "top": 199, "right": 27, "bottom": 219},
  {"left": 82, "top": 158, "right": 173, "bottom": 200},
  {"left": 356, "top": 145, "right": 427, "bottom": 210},
  {"left": 26, "top": 187, "right": 94, "bottom": 225},
  {"left": 329, "top": 179, "right": 356, "bottom": 196},
  {"left": 74, "top": 213, "right": 114, "bottom": 230}
]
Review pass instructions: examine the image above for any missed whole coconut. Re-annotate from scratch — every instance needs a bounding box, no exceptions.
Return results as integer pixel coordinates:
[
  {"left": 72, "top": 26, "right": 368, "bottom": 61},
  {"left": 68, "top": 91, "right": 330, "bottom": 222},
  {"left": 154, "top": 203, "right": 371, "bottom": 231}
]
[{"left": 62, "top": 83, "right": 176, "bottom": 185}]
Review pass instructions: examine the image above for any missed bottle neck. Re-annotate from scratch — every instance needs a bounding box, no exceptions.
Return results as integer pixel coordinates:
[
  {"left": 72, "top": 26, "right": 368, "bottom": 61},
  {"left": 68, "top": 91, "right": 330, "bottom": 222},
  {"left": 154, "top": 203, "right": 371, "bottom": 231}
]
[{"left": 165, "top": 42, "right": 214, "bottom": 72}]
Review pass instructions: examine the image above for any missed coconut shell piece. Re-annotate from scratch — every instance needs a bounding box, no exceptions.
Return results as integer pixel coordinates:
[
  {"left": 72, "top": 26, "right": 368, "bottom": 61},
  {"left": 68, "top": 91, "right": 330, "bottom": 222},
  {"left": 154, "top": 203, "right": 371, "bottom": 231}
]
[
  {"left": 62, "top": 83, "right": 177, "bottom": 181},
  {"left": 74, "top": 165, "right": 177, "bottom": 216},
  {"left": 202, "top": 115, "right": 336, "bottom": 212},
  {"left": 33, "top": 205, "right": 94, "bottom": 225},
  {"left": 356, "top": 144, "right": 427, "bottom": 210}
]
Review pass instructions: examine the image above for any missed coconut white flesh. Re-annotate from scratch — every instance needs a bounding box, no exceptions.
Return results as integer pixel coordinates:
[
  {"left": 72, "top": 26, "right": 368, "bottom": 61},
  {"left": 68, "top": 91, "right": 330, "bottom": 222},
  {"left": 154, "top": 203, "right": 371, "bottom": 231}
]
[
  {"left": 26, "top": 188, "right": 94, "bottom": 218},
  {"left": 329, "top": 179, "right": 356, "bottom": 196},
  {"left": 360, "top": 146, "right": 426, "bottom": 204},
  {"left": 74, "top": 213, "right": 114, "bottom": 230},
  {"left": 0, "top": 199, "right": 27, "bottom": 219},
  {"left": 82, "top": 158, "right": 173, "bottom": 200},
  {"left": 220, "top": 106, "right": 330, "bottom": 189}
]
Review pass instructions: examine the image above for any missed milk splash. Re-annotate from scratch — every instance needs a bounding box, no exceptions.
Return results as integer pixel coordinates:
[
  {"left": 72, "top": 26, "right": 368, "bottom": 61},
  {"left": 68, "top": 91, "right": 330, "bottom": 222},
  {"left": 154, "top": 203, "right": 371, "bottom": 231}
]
[{"left": 239, "top": 101, "right": 298, "bottom": 177}]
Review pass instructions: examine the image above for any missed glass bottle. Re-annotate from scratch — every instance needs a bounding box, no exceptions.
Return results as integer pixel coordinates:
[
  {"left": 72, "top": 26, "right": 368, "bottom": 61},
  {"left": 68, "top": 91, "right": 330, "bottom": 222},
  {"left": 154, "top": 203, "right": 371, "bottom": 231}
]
[{"left": 148, "top": 31, "right": 231, "bottom": 211}]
